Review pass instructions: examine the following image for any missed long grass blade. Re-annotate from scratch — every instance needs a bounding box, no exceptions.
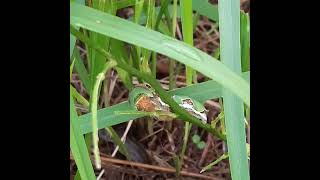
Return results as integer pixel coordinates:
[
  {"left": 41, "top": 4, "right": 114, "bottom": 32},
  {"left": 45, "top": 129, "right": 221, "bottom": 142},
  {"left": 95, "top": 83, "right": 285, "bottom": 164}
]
[
  {"left": 78, "top": 72, "right": 249, "bottom": 135},
  {"left": 192, "top": 0, "right": 219, "bottom": 22},
  {"left": 180, "top": 0, "right": 194, "bottom": 84},
  {"left": 71, "top": 84, "right": 89, "bottom": 107},
  {"left": 70, "top": 3, "right": 250, "bottom": 106},
  {"left": 178, "top": 0, "right": 194, "bottom": 176},
  {"left": 200, "top": 153, "right": 229, "bottom": 173},
  {"left": 240, "top": 11, "right": 250, "bottom": 72},
  {"left": 70, "top": 93, "right": 96, "bottom": 180},
  {"left": 73, "top": 47, "right": 91, "bottom": 93},
  {"left": 105, "top": 127, "right": 131, "bottom": 160},
  {"left": 218, "top": 0, "right": 250, "bottom": 179}
]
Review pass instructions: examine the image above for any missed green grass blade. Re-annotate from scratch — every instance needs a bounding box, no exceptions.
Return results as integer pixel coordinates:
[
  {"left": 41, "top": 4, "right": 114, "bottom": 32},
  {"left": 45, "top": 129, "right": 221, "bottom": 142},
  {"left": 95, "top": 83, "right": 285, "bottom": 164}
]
[
  {"left": 71, "top": 55, "right": 75, "bottom": 78},
  {"left": 70, "top": 3, "right": 250, "bottom": 107},
  {"left": 71, "top": 84, "right": 89, "bottom": 107},
  {"left": 218, "top": 0, "right": 250, "bottom": 179},
  {"left": 193, "top": 12, "right": 200, "bottom": 32},
  {"left": 180, "top": 0, "right": 194, "bottom": 84},
  {"left": 157, "top": 20, "right": 172, "bottom": 35},
  {"left": 73, "top": 47, "right": 91, "bottom": 93},
  {"left": 179, "top": 0, "right": 194, "bottom": 176},
  {"left": 116, "top": 0, "right": 135, "bottom": 9},
  {"left": 200, "top": 153, "right": 229, "bottom": 173},
  {"left": 240, "top": 11, "right": 250, "bottom": 72},
  {"left": 168, "top": 0, "right": 178, "bottom": 90},
  {"left": 87, "top": 0, "right": 118, "bottom": 92},
  {"left": 155, "top": 0, "right": 171, "bottom": 31},
  {"left": 78, "top": 72, "right": 249, "bottom": 134},
  {"left": 70, "top": 0, "right": 85, "bottom": 57},
  {"left": 192, "top": 0, "right": 219, "bottom": 22},
  {"left": 70, "top": 35, "right": 77, "bottom": 58},
  {"left": 134, "top": 0, "right": 144, "bottom": 23},
  {"left": 123, "top": 0, "right": 219, "bottom": 23},
  {"left": 70, "top": 93, "right": 96, "bottom": 180},
  {"left": 141, "top": 0, "right": 155, "bottom": 74},
  {"left": 109, "top": 38, "right": 133, "bottom": 89},
  {"left": 105, "top": 127, "right": 131, "bottom": 160}
]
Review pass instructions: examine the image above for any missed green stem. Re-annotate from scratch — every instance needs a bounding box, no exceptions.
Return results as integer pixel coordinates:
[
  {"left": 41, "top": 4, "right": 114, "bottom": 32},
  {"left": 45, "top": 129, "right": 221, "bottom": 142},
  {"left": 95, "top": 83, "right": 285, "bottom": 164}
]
[
  {"left": 70, "top": 84, "right": 89, "bottom": 107},
  {"left": 179, "top": 0, "right": 195, "bottom": 176},
  {"left": 200, "top": 153, "right": 229, "bottom": 173},
  {"left": 151, "top": 51, "right": 157, "bottom": 78},
  {"left": 169, "top": 60, "right": 175, "bottom": 90},
  {"left": 169, "top": 0, "right": 178, "bottom": 91},
  {"left": 103, "top": 74, "right": 110, "bottom": 107},
  {"left": 91, "top": 60, "right": 117, "bottom": 169}
]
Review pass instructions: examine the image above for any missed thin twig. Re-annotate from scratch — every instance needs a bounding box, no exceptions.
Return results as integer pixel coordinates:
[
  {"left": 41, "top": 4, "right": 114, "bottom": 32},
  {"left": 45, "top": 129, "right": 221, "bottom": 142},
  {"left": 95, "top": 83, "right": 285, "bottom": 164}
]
[
  {"left": 199, "top": 134, "right": 213, "bottom": 166},
  {"left": 97, "top": 169, "right": 105, "bottom": 180},
  {"left": 176, "top": 23, "right": 183, "bottom": 40},
  {"left": 112, "top": 89, "right": 128, "bottom": 104},
  {"left": 111, "top": 120, "right": 133, "bottom": 157},
  {"left": 70, "top": 154, "right": 223, "bottom": 180},
  {"left": 139, "top": 128, "right": 164, "bottom": 142}
]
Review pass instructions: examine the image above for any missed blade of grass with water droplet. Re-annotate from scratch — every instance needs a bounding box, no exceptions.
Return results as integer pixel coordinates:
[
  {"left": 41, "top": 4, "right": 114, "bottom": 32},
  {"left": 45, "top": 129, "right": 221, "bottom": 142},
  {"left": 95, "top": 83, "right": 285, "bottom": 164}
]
[{"left": 70, "top": 3, "right": 250, "bottom": 106}]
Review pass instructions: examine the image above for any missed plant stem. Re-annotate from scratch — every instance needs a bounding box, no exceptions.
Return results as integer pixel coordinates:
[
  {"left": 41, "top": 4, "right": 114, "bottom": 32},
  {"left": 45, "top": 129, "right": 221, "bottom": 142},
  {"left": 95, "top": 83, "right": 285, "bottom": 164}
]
[
  {"left": 91, "top": 60, "right": 117, "bottom": 169},
  {"left": 179, "top": 0, "right": 195, "bottom": 176},
  {"left": 151, "top": 52, "right": 157, "bottom": 78}
]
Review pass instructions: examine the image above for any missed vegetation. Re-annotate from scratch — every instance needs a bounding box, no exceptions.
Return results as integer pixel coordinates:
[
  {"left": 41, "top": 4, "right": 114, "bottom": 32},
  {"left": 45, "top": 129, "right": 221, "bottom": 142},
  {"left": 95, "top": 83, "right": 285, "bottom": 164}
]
[{"left": 70, "top": 0, "right": 250, "bottom": 179}]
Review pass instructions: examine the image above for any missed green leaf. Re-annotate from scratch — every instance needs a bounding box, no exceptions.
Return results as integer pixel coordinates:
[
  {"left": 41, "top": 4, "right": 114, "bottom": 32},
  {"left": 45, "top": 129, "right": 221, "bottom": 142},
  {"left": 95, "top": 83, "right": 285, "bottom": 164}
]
[
  {"left": 240, "top": 11, "right": 250, "bottom": 72},
  {"left": 73, "top": 47, "right": 91, "bottom": 93},
  {"left": 116, "top": 0, "right": 135, "bottom": 9},
  {"left": 71, "top": 84, "right": 89, "bottom": 107},
  {"left": 197, "top": 141, "right": 206, "bottom": 150},
  {"left": 70, "top": 2, "right": 250, "bottom": 107},
  {"left": 192, "top": 134, "right": 200, "bottom": 144},
  {"left": 180, "top": 0, "right": 194, "bottom": 84},
  {"left": 78, "top": 72, "right": 249, "bottom": 135},
  {"left": 109, "top": 38, "right": 133, "bottom": 89},
  {"left": 155, "top": 0, "right": 171, "bottom": 31},
  {"left": 218, "top": 0, "right": 250, "bottom": 179},
  {"left": 70, "top": 93, "right": 96, "bottom": 180},
  {"left": 128, "top": 0, "right": 219, "bottom": 23},
  {"left": 192, "top": 0, "right": 219, "bottom": 22},
  {"left": 179, "top": 0, "right": 194, "bottom": 176},
  {"left": 70, "top": 0, "right": 85, "bottom": 58},
  {"left": 105, "top": 127, "right": 131, "bottom": 160}
]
